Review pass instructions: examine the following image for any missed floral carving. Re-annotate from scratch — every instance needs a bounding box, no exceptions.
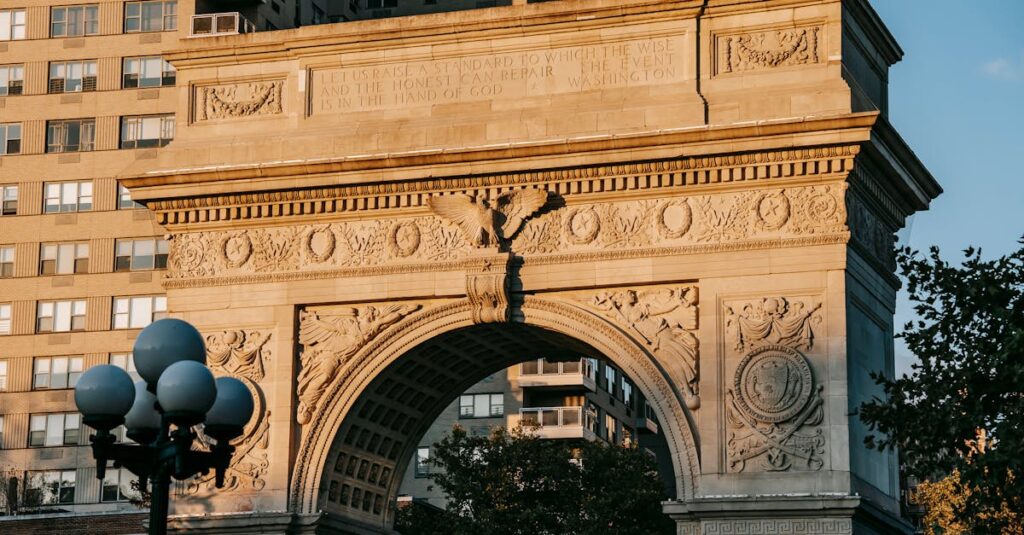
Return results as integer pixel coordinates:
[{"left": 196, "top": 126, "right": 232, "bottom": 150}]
[
  {"left": 195, "top": 80, "right": 284, "bottom": 121},
  {"left": 725, "top": 296, "right": 822, "bottom": 352},
  {"left": 847, "top": 196, "right": 896, "bottom": 271},
  {"left": 600, "top": 202, "right": 654, "bottom": 247},
  {"left": 727, "top": 344, "right": 825, "bottom": 472},
  {"left": 583, "top": 287, "right": 700, "bottom": 409},
  {"left": 720, "top": 26, "right": 821, "bottom": 74},
  {"left": 339, "top": 222, "right": 385, "bottom": 266},
  {"left": 296, "top": 305, "right": 421, "bottom": 425}
]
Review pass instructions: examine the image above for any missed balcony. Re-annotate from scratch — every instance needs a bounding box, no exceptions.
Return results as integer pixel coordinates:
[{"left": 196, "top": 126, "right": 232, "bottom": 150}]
[
  {"left": 518, "top": 358, "right": 597, "bottom": 390},
  {"left": 517, "top": 407, "right": 598, "bottom": 441},
  {"left": 190, "top": 13, "right": 255, "bottom": 37}
]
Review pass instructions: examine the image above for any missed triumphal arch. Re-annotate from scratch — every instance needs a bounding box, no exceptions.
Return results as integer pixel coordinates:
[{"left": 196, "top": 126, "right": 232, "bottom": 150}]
[{"left": 122, "top": 0, "right": 939, "bottom": 533}]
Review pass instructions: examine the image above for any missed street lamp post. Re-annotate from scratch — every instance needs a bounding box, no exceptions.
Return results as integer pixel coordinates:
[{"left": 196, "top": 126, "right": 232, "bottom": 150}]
[{"left": 74, "top": 318, "right": 254, "bottom": 535}]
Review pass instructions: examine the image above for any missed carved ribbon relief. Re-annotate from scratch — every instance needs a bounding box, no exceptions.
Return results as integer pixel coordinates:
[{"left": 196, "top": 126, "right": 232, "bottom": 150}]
[
  {"left": 579, "top": 286, "right": 700, "bottom": 410},
  {"left": 187, "top": 330, "right": 273, "bottom": 495},
  {"left": 195, "top": 80, "right": 284, "bottom": 121},
  {"left": 718, "top": 26, "right": 821, "bottom": 74},
  {"left": 296, "top": 305, "right": 421, "bottom": 425},
  {"left": 723, "top": 297, "right": 825, "bottom": 472},
  {"left": 166, "top": 184, "right": 846, "bottom": 284}
]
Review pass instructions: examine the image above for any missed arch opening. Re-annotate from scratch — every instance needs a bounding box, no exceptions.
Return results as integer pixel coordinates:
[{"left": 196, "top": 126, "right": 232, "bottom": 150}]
[{"left": 296, "top": 299, "right": 700, "bottom": 532}]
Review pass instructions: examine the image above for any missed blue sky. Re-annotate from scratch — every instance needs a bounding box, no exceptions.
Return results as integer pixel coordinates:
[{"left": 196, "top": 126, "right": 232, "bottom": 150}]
[{"left": 870, "top": 0, "right": 1023, "bottom": 373}]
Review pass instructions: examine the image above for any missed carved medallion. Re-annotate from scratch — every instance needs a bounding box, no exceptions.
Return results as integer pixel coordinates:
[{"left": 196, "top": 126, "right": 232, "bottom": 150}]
[
  {"left": 656, "top": 200, "right": 693, "bottom": 239},
  {"left": 733, "top": 345, "right": 812, "bottom": 423},
  {"left": 174, "top": 234, "right": 207, "bottom": 274},
  {"left": 564, "top": 207, "right": 601, "bottom": 244},
  {"left": 806, "top": 191, "right": 838, "bottom": 223},
  {"left": 754, "top": 191, "right": 790, "bottom": 231},
  {"left": 222, "top": 233, "right": 253, "bottom": 268},
  {"left": 306, "top": 227, "right": 336, "bottom": 264},
  {"left": 387, "top": 221, "right": 421, "bottom": 258}
]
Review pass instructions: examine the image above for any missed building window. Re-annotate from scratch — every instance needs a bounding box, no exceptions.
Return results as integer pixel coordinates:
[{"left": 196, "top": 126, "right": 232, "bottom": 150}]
[
  {"left": 40, "top": 242, "right": 89, "bottom": 275},
  {"left": 0, "top": 303, "right": 10, "bottom": 335},
  {"left": 123, "top": 56, "right": 175, "bottom": 88},
  {"left": 51, "top": 5, "right": 99, "bottom": 37},
  {"left": 44, "top": 181, "right": 93, "bottom": 213},
  {"left": 33, "top": 356, "right": 84, "bottom": 389},
  {"left": 112, "top": 295, "right": 166, "bottom": 329},
  {"left": 0, "top": 9, "right": 27, "bottom": 41},
  {"left": 604, "top": 365, "right": 616, "bottom": 394},
  {"left": 0, "top": 246, "right": 13, "bottom": 278},
  {"left": 622, "top": 378, "right": 633, "bottom": 407},
  {"left": 0, "top": 360, "right": 7, "bottom": 390},
  {"left": 24, "top": 470, "right": 76, "bottom": 505},
  {"left": 414, "top": 447, "right": 431, "bottom": 477},
  {"left": 46, "top": 119, "right": 95, "bottom": 153},
  {"left": 0, "top": 64, "right": 23, "bottom": 96},
  {"left": 604, "top": 414, "right": 618, "bottom": 444},
  {"left": 0, "top": 123, "right": 21, "bottom": 155},
  {"left": 115, "top": 238, "right": 168, "bottom": 271},
  {"left": 118, "top": 184, "right": 144, "bottom": 209},
  {"left": 1, "top": 185, "right": 16, "bottom": 215},
  {"left": 48, "top": 60, "right": 98, "bottom": 93},
  {"left": 29, "top": 413, "right": 81, "bottom": 446},
  {"left": 110, "top": 353, "right": 141, "bottom": 382},
  {"left": 120, "top": 114, "right": 174, "bottom": 149},
  {"left": 102, "top": 467, "right": 137, "bottom": 502},
  {"left": 125, "top": 1, "right": 177, "bottom": 33},
  {"left": 37, "top": 300, "right": 87, "bottom": 333},
  {"left": 459, "top": 393, "right": 503, "bottom": 418}
]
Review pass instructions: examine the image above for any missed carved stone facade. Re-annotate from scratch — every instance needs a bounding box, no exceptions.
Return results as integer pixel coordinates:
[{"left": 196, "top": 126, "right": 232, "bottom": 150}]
[
  {"left": 194, "top": 79, "right": 284, "bottom": 121},
  {"left": 164, "top": 184, "right": 847, "bottom": 287},
  {"left": 717, "top": 26, "right": 822, "bottom": 74},
  {"left": 724, "top": 297, "right": 826, "bottom": 473}
]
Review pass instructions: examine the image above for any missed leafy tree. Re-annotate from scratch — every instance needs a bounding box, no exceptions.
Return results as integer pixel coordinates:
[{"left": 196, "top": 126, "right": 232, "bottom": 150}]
[
  {"left": 859, "top": 240, "right": 1023, "bottom": 534},
  {"left": 395, "top": 425, "right": 674, "bottom": 535}
]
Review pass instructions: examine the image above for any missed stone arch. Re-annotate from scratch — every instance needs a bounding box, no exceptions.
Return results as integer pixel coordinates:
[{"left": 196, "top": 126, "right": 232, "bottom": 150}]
[{"left": 290, "top": 296, "right": 701, "bottom": 528}]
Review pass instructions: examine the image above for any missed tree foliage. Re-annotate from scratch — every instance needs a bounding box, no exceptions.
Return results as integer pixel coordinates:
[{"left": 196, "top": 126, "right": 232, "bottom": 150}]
[
  {"left": 859, "top": 240, "right": 1024, "bottom": 534},
  {"left": 395, "top": 425, "right": 674, "bottom": 535}
]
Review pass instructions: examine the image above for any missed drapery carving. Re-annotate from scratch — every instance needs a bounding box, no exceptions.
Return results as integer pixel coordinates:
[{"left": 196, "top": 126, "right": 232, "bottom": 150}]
[
  {"left": 719, "top": 26, "right": 821, "bottom": 74},
  {"left": 580, "top": 286, "right": 700, "bottom": 409},
  {"left": 195, "top": 80, "right": 284, "bottom": 121},
  {"left": 296, "top": 305, "right": 421, "bottom": 425},
  {"left": 724, "top": 296, "right": 826, "bottom": 472}
]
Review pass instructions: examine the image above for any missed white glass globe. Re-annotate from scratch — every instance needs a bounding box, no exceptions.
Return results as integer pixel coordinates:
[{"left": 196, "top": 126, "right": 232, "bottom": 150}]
[
  {"left": 155, "top": 360, "right": 217, "bottom": 425},
  {"left": 134, "top": 318, "right": 206, "bottom": 385},
  {"left": 74, "top": 365, "right": 136, "bottom": 430},
  {"left": 124, "top": 380, "right": 161, "bottom": 440},
  {"left": 204, "top": 377, "right": 255, "bottom": 442}
]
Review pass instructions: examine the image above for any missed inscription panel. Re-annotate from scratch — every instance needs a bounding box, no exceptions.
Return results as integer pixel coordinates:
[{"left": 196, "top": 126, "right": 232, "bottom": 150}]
[{"left": 311, "top": 36, "right": 688, "bottom": 115}]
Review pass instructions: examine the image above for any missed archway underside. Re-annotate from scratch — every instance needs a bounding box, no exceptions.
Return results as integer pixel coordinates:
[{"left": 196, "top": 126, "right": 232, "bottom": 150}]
[{"left": 317, "top": 321, "right": 674, "bottom": 530}]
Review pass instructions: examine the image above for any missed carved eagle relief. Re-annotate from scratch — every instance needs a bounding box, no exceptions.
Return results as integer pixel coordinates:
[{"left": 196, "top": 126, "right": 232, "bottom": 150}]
[{"left": 427, "top": 189, "right": 548, "bottom": 247}]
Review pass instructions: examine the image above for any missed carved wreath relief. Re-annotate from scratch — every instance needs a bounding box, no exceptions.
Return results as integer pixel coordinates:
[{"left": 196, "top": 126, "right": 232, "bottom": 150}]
[
  {"left": 187, "top": 330, "right": 273, "bottom": 495},
  {"left": 581, "top": 286, "right": 701, "bottom": 410},
  {"left": 296, "top": 305, "right": 421, "bottom": 425},
  {"left": 724, "top": 297, "right": 825, "bottom": 472},
  {"left": 195, "top": 80, "right": 284, "bottom": 121},
  {"left": 718, "top": 26, "right": 821, "bottom": 74}
]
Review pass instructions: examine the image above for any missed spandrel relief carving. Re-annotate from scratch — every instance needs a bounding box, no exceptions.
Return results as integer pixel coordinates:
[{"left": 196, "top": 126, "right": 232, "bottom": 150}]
[
  {"left": 187, "top": 330, "right": 273, "bottom": 495},
  {"left": 580, "top": 286, "right": 700, "bottom": 409},
  {"left": 723, "top": 296, "right": 826, "bottom": 472},
  {"left": 297, "top": 305, "right": 421, "bottom": 425}
]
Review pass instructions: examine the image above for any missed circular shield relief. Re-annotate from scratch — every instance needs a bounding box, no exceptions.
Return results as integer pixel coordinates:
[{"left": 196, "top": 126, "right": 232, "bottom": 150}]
[{"left": 733, "top": 344, "right": 813, "bottom": 423}]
